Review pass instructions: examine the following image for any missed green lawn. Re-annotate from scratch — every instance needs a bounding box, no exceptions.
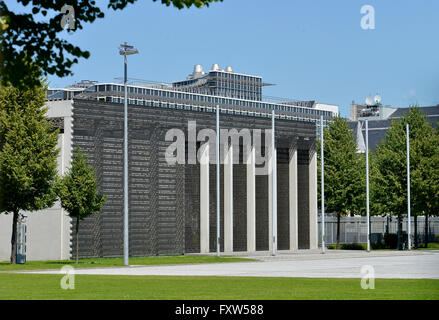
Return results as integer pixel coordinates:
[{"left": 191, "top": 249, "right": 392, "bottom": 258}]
[
  {"left": 0, "top": 274, "right": 438, "bottom": 300},
  {"left": 414, "top": 243, "right": 439, "bottom": 250},
  {"left": 0, "top": 255, "right": 254, "bottom": 271}
]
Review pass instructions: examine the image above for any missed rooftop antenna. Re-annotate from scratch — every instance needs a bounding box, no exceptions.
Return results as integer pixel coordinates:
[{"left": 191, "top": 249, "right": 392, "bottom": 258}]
[{"left": 374, "top": 94, "right": 381, "bottom": 104}]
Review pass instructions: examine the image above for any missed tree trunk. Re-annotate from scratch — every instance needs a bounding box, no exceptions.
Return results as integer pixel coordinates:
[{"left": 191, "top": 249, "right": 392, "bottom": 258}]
[
  {"left": 424, "top": 213, "right": 429, "bottom": 248},
  {"left": 386, "top": 215, "right": 390, "bottom": 235},
  {"left": 76, "top": 216, "right": 80, "bottom": 264},
  {"left": 414, "top": 215, "right": 418, "bottom": 248},
  {"left": 336, "top": 213, "right": 341, "bottom": 250},
  {"left": 397, "top": 214, "right": 403, "bottom": 250},
  {"left": 10, "top": 210, "right": 19, "bottom": 264}
]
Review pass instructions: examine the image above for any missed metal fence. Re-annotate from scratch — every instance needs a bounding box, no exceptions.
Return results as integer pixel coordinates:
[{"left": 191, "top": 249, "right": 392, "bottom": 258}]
[{"left": 318, "top": 215, "right": 439, "bottom": 245}]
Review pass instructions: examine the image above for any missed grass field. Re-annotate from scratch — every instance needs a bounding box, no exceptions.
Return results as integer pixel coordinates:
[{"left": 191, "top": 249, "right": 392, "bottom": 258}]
[
  {"left": 0, "top": 255, "right": 254, "bottom": 271},
  {"left": 0, "top": 273, "right": 438, "bottom": 300},
  {"left": 415, "top": 243, "right": 439, "bottom": 250}
]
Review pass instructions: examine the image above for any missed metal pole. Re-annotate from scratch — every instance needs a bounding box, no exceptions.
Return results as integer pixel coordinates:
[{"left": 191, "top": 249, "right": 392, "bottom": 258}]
[
  {"left": 320, "top": 116, "right": 325, "bottom": 254},
  {"left": 272, "top": 110, "right": 276, "bottom": 256},
  {"left": 406, "top": 123, "right": 411, "bottom": 250},
  {"left": 216, "top": 105, "right": 221, "bottom": 257},
  {"left": 123, "top": 55, "right": 129, "bottom": 266},
  {"left": 366, "top": 120, "right": 370, "bottom": 252}
]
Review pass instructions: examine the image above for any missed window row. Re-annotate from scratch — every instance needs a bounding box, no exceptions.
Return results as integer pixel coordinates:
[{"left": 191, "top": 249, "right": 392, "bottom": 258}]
[
  {"left": 95, "top": 84, "right": 331, "bottom": 117},
  {"left": 99, "top": 96, "right": 319, "bottom": 123}
]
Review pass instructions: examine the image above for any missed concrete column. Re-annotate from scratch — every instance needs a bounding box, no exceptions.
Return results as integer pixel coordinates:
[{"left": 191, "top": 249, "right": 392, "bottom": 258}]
[
  {"left": 246, "top": 147, "right": 256, "bottom": 252},
  {"left": 289, "top": 148, "right": 298, "bottom": 250},
  {"left": 309, "top": 149, "right": 318, "bottom": 249},
  {"left": 268, "top": 149, "right": 277, "bottom": 252},
  {"left": 200, "top": 143, "right": 210, "bottom": 253},
  {"left": 224, "top": 143, "right": 233, "bottom": 252}
]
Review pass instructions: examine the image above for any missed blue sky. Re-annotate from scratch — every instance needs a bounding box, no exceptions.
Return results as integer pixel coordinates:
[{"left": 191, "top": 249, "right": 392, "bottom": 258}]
[{"left": 14, "top": 0, "right": 439, "bottom": 117}]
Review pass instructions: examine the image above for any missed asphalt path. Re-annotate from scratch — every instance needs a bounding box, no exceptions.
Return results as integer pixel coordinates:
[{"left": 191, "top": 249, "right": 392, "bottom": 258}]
[{"left": 22, "top": 250, "right": 439, "bottom": 279}]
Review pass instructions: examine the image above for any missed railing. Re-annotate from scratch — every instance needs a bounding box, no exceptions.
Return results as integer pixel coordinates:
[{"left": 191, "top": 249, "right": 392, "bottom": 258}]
[{"left": 318, "top": 215, "right": 439, "bottom": 245}]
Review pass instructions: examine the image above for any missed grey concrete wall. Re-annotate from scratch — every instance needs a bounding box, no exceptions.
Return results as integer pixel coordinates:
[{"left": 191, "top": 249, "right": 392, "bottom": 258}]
[
  {"left": 0, "top": 100, "right": 73, "bottom": 261},
  {"left": 296, "top": 146, "right": 318, "bottom": 250}
]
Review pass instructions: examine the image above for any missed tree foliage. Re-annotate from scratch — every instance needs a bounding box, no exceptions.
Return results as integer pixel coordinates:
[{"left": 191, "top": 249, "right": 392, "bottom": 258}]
[
  {"left": 373, "top": 107, "right": 439, "bottom": 247},
  {"left": 0, "top": 0, "right": 222, "bottom": 89},
  {"left": 318, "top": 117, "right": 365, "bottom": 248},
  {"left": 0, "top": 83, "right": 59, "bottom": 213},
  {"left": 57, "top": 147, "right": 106, "bottom": 263},
  {"left": 58, "top": 147, "right": 105, "bottom": 220},
  {"left": 0, "top": 81, "right": 59, "bottom": 263},
  {"left": 374, "top": 107, "right": 439, "bottom": 217},
  {"left": 318, "top": 117, "right": 365, "bottom": 215}
]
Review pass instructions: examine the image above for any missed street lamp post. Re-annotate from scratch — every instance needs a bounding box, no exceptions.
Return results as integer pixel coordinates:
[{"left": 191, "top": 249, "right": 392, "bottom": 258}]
[
  {"left": 216, "top": 105, "right": 221, "bottom": 257},
  {"left": 365, "top": 120, "right": 370, "bottom": 252},
  {"left": 119, "top": 42, "right": 139, "bottom": 266},
  {"left": 406, "top": 124, "right": 411, "bottom": 250},
  {"left": 320, "top": 116, "right": 325, "bottom": 254},
  {"left": 271, "top": 110, "right": 277, "bottom": 256}
]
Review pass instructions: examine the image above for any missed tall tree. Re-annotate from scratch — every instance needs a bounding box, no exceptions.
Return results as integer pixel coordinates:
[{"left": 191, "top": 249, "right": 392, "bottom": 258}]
[
  {"left": 374, "top": 107, "right": 439, "bottom": 249},
  {"left": 0, "top": 81, "right": 59, "bottom": 264},
  {"left": 0, "top": 0, "right": 222, "bottom": 89},
  {"left": 318, "top": 117, "right": 365, "bottom": 249},
  {"left": 57, "top": 147, "right": 106, "bottom": 264},
  {"left": 411, "top": 119, "right": 439, "bottom": 247}
]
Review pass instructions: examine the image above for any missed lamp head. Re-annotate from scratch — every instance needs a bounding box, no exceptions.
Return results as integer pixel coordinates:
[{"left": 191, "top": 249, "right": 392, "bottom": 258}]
[{"left": 119, "top": 42, "right": 139, "bottom": 56}]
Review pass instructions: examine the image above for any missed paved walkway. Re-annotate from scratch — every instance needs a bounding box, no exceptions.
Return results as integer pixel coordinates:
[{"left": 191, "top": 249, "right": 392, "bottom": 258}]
[{"left": 23, "top": 250, "right": 439, "bottom": 279}]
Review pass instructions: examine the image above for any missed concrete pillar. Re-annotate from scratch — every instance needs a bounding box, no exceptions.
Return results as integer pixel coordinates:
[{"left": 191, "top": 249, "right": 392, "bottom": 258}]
[
  {"left": 289, "top": 148, "right": 298, "bottom": 250},
  {"left": 309, "top": 149, "right": 318, "bottom": 249},
  {"left": 246, "top": 147, "right": 256, "bottom": 252},
  {"left": 268, "top": 149, "right": 277, "bottom": 252},
  {"left": 200, "top": 143, "right": 210, "bottom": 253},
  {"left": 224, "top": 143, "right": 233, "bottom": 252}
]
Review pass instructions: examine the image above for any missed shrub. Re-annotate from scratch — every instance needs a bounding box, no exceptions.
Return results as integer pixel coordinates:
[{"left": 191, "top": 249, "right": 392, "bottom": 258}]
[
  {"left": 341, "top": 243, "right": 367, "bottom": 250},
  {"left": 326, "top": 243, "right": 366, "bottom": 250},
  {"left": 384, "top": 232, "right": 408, "bottom": 249},
  {"left": 427, "top": 242, "right": 439, "bottom": 249},
  {"left": 371, "top": 233, "right": 385, "bottom": 249},
  {"left": 384, "top": 233, "right": 398, "bottom": 249},
  {"left": 371, "top": 242, "right": 385, "bottom": 250}
]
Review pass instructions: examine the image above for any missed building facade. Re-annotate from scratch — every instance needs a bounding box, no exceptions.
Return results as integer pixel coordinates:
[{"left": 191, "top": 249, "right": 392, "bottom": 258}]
[
  {"left": 71, "top": 99, "right": 319, "bottom": 257},
  {"left": 0, "top": 66, "right": 339, "bottom": 260}
]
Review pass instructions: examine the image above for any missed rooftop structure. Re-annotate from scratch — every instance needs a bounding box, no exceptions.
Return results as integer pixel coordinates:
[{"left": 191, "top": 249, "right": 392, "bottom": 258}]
[
  {"left": 350, "top": 95, "right": 397, "bottom": 121},
  {"left": 172, "top": 64, "right": 271, "bottom": 101},
  {"left": 47, "top": 65, "right": 339, "bottom": 123}
]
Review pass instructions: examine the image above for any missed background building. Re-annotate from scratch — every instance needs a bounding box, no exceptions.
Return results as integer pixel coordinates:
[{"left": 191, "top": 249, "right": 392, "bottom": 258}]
[{"left": 351, "top": 104, "right": 439, "bottom": 152}]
